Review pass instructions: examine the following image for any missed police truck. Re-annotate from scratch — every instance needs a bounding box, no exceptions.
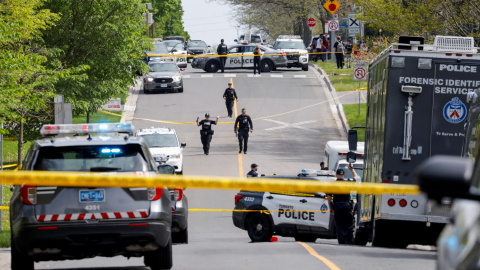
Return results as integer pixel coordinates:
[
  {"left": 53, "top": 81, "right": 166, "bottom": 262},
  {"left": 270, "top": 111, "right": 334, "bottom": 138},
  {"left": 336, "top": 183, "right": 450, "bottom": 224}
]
[{"left": 354, "top": 36, "right": 480, "bottom": 248}]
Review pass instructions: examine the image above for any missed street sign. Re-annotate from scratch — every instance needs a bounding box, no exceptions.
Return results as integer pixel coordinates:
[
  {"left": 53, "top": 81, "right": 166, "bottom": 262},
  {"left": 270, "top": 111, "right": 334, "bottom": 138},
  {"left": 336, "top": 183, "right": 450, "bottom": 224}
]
[
  {"left": 333, "top": 13, "right": 339, "bottom": 19},
  {"left": 323, "top": 0, "right": 341, "bottom": 15},
  {"left": 349, "top": 28, "right": 360, "bottom": 35},
  {"left": 307, "top": 18, "right": 316, "bottom": 28},
  {"left": 353, "top": 63, "right": 367, "bottom": 81},
  {"left": 327, "top": 20, "right": 339, "bottom": 31},
  {"left": 349, "top": 17, "right": 359, "bottom": 28}
]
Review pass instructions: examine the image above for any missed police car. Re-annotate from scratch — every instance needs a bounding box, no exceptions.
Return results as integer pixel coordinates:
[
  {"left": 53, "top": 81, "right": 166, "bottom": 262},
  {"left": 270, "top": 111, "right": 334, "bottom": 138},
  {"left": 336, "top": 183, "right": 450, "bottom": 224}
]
[
  {"left": 273, "top": 35, "right": 309, "bottom": 71},
  {"left": 232, "top": 170, "right": 337, "bottom": 242},
  {"left": 191, "top": 44, "right": 288, "bottom": 73},
  {"left": 170, "top": 42, "right": 188, "bottom": 69},
  {"left": 9, "top": 123, "right": 173, "bottom": 270}
]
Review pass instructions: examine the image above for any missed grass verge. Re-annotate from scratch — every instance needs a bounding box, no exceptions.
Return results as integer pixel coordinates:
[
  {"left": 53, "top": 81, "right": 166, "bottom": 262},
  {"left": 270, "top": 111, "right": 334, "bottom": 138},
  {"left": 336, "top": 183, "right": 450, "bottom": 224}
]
[
  {"left": 72, "top": 110, "right": 122, "bottom": 124},
  {"left": 0, "top": 230, "right": 10, "bottom": 248},
  {"left": 343, "top": 103, "right": 367, "bottom": 141},
  {"left": 311, "top": 60, "right": 367, "bottom": 92}
]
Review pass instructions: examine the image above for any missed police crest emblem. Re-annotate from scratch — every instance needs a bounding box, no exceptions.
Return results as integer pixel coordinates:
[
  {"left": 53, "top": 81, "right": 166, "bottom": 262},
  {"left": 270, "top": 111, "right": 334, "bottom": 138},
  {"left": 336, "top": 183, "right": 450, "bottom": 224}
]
[{"left": 443, "top": 97, "right": 467, "bottom": 124}]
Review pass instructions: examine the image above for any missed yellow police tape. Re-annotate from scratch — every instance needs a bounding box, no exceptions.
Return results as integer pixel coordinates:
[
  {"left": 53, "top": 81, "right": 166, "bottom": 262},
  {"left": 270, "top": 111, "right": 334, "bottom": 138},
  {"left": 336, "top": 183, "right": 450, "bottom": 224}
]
[
  {"left": 0, "top": 170, "right": 420, "bottom": 195},
  {"left": 1, "top": 164, "right": 18, "bottom": 168},
  {"left": 355, "top": 87, "right": 367, "bottom": 91},
  {"left": 0, "top": 206, "right": 8, "bottom": 210},
  {"left": 146, "top": 51, "right": 354, "bottom": 58}
]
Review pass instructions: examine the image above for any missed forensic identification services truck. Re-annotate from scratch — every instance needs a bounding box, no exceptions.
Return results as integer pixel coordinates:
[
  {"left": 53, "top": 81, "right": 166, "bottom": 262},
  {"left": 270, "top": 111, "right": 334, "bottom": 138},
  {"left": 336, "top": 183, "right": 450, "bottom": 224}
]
[{"left": 354, "top": 36, "right": 480, "bottom": 247}]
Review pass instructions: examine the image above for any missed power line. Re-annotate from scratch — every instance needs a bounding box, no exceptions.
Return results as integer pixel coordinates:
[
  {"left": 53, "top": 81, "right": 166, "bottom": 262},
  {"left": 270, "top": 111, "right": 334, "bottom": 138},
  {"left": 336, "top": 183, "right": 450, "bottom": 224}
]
[{"left": 183, "top": 14, "right": 230, "bottom": 21}]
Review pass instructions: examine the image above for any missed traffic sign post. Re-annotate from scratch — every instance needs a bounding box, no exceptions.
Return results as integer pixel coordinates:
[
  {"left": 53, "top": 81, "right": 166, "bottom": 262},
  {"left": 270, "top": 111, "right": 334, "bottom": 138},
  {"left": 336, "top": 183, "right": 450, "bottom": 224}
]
[
  {"left": 323, "top": 0, "right": 341, "bottom": 15},
  {"left": 327, "top": 20, "right": 339, "bottom": 31},
  {"left": 307, "top": 17, "right": 316, "bottom": 30},
  {"left": 348, "top": 14, "right": 360, "bottom": 37},
  {"left": 354, "top": 62, "right": 367, "bottom": 115}
]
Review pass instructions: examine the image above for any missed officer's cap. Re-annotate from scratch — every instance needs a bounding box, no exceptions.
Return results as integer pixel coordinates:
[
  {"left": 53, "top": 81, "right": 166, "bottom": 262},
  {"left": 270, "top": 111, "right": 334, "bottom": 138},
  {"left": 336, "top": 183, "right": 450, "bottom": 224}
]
[
  {"left": 251, "top": 163, "right": 258, "bottom": 168},
  {"left": 320, "top": 161, "right": 325, "bottom": 166},
  {"left": 221, "top": 39, "right": 224, "bottom": 42},
  {"left": 336, "top": 169, "right": 345, "bottom": 175},
  {"left": 205, "top": 113, "right": 210, "bottom": 117},
  {"left": 228, "top": 82, "right": 232, "bottom": 85}
]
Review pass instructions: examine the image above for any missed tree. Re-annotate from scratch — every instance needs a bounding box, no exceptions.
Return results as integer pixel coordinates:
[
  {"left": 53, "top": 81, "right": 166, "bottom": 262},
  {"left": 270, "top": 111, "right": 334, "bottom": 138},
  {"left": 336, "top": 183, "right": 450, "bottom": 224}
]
[
  {"left": 151, "top": 0, "right": 190, "bottom": 40},
  {"left": 0, "top": 0, "right": 82, "bottom": 164},
  {"left": 41, "top": 0, "right": 152, "bottom": 120}
]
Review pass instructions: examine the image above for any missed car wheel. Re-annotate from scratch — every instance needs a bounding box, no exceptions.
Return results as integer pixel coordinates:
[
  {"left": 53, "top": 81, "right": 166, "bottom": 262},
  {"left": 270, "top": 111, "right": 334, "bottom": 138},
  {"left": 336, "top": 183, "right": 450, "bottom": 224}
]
[
  {"left": 247, "top": 213, "right": 272, "bottom": 242},
  {"left": 260, "top": 59, "right": 273, "bottom": 72},
  {"left": 144, "top": 88, "right": 150, "bottom": 94},
  {"left": 11, "top": 238, "right": 34, "bottom": 270},
  {"left": 302, "top": 65, "right": 309, "bottom": 71},
  {"left": 173, "top": 227, "right": 188, "bottom": 244},
  {"left": 144, "top": 237, "right": 172, "bottom": 270},
  {"left": 178, "top": 87, "right": 184, "bottom": 93},
  {"left": 205, "top": 60, "right": 220, "bottom": 73},
  {"left": 294, "top": 235, "right": 317, "bottom": 242}
]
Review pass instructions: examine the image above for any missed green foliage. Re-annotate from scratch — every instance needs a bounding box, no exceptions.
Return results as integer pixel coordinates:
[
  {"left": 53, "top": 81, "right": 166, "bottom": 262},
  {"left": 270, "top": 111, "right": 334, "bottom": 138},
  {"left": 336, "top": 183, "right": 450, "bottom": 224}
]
[
  {"left": 343, "top": 103, "right": 366, "bottom": 142},
  {"left": 152, "top": 0, "right": 189, "bottom": 40},
  {"left": 41, "top": 0, "right": 152, "bottom": 117},
  {"left": 312, "top": 60, "right": 367, "bottom": 92},
  {"left": 0, "top": 230, "right": 10, "bottom": 248}
]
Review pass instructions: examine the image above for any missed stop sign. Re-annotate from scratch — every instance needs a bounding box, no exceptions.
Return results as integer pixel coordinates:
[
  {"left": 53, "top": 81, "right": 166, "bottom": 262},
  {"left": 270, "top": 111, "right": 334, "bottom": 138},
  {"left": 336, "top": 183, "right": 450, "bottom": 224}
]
[{"left": 307, "top": 18, "right": 316, "bottom": 28}]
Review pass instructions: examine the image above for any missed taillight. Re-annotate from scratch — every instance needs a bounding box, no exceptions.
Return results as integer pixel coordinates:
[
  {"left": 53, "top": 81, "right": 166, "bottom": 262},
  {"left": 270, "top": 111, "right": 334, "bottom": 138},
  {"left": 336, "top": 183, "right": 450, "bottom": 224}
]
[
  {"left": 387, "top": 199, "right": 395, "bottom": 207},
  {"left": 174, "top": 188, "right": 183, "bottom": 201},
  {"left": 21, "top": 185, "right": 37, "bottom": 205},
  {"left": 147, "top": 188, "right": 163, "bottom": 201},
  {"left": 399, "top": 199, "right": 407, "bottom": 207},
  {"left": 235, "top": 195, "right": 244, "bottom": 205}
]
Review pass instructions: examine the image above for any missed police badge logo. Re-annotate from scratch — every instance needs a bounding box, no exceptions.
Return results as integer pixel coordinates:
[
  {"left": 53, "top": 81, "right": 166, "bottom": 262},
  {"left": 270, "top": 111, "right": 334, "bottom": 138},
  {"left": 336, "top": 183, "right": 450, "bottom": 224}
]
[
  {"left": 443, "top": 97, "right": 467, "bottom": 124},
  {"left": 320, "top": 203, "right": 328, "bottom": 213}
]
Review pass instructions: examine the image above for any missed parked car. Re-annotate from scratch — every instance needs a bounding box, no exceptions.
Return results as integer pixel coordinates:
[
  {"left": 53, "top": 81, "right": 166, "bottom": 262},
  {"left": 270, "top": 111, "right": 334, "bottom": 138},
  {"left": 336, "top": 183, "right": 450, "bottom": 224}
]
[
  {"left": 164, "top": 40, "right": 183, "bottom": 51},
  {"left": 144, "top": 41, "right": 174, "bottom": 63},
  {"left": 186, "top": 40, "right": 210, "bottom": 62},
  {"left": 165, "top": 36, "right": 186, "bottom": 43}
]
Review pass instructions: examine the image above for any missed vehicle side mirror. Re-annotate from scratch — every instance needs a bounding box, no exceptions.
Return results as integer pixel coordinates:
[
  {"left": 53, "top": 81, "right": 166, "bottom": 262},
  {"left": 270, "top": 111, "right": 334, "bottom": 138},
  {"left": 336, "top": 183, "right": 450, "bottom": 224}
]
[
  {"left": 348, "top": 129, "right": 357, "bottom": 151},
  {"left": 181, "top": 142, "right": 186, "bottom": 148},
  {"left": 234, "top": 39, "right": 238, "bottom": 42},
  {"left": 346, "top": 151, "right": 357, "bottom": 163},
  {"left": 157, "top": 164, "right": 176, "bottom": 174},
  {"left": 415, "top": 156, "right": 476, "bottom": 201}
]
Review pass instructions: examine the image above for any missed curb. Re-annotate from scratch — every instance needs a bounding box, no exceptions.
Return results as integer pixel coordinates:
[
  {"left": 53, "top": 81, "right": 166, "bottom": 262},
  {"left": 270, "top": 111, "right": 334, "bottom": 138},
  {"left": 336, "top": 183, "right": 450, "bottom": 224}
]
[
  {"left": 309, "top": 63, "right": 349, "bottom": 138},
  {"left": 121, "top": 78, "right": 142, "bottom": 124}
]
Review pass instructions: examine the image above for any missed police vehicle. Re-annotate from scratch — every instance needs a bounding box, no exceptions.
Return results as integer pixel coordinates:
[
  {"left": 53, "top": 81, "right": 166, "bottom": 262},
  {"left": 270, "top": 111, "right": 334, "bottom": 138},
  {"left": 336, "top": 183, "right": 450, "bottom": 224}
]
[
  {"left": 143, "top": 62, "right": 183, "bottom": 93},
  {"left": 170, "top": 42, "right": 188, "bottom": 69},
  {"left": 191, "top": 44, "right": 288, "bottom": 73},
  {"left": 9, "top": 123, "right": 173, "bottom": 270},
  {"left": 232, "top": 171, "right": 337, "bottom": 242},
  {"left": 355, "top": 35, "right": 480, "bottom": 248},
  {"left": 186, "top": 40, "right": 211, "bottom": 62},
  {"left": 273, "top": 35, "right": 309, "bottom": 71},
  {"left": 144, "top": 41, "right": 175, "bottom": 64}
]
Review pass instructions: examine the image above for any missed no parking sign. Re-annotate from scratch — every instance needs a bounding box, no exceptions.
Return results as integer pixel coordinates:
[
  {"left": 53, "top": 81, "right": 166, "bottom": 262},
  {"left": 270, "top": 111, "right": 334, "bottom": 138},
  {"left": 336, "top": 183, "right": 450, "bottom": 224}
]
[{"left": 353, "top": 63, "right": 367, "bottom": 81}]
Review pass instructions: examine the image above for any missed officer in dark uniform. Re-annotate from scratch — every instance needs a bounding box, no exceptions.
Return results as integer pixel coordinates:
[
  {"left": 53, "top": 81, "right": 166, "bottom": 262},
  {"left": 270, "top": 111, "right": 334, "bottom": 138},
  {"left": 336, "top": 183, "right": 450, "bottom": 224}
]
[
  {"left": 247, "top": 163, "right": 259, "bottom": 177},
  {"left": 327, "top": 164, "right": 358, "bottom": 244},
  {"left": 320, "top": 161, "right": 328, "bottom": 170},
  {"left": 196, "top": 113, "right": 219, "bottom": 155},
  {"left": 234, "top": 108, "right": 253, "bottom": 154},
  {"left": 217, "top": 39, "right": 228, "bottom": 73},
  {"left": 223, "top": 82, "right": 238, "bottom": 117}
]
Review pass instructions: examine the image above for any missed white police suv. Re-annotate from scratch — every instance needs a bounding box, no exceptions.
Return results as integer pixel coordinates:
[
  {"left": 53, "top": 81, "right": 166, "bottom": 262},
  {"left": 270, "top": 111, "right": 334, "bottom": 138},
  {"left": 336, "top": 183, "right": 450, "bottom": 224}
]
[
  {"left": 136, "top": 127, "right": 186, "bottom": 174},
  {"left": 273, "top": 35, "right": 309, "bottom": 71},
  {"left": 232, "top": 170, "right": 337, "bottom": 242}
]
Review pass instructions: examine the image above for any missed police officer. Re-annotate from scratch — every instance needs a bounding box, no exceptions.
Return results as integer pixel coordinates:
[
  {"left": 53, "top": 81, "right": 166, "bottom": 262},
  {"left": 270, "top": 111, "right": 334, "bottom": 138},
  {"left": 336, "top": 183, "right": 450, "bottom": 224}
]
[
  {"left": 223, "top": 82, "right": 238, "bottom": 117},
  {"left": 234, "top": 108, "right": 253, "bottom": 154},
  {"left": 197, "top": 113, "right": 219, "bottom": 155},
  {"left": 217, "top": 39, "right": 228, "bottom": 73},
  {"left": 247, "top": 163, "right": 259, "bottom": 177},
  {"left": 327, "top": 164, "right": 358, "bottom": 245},
  {"left": 320, "top": 161, "right": 328, "bottom": 170}
]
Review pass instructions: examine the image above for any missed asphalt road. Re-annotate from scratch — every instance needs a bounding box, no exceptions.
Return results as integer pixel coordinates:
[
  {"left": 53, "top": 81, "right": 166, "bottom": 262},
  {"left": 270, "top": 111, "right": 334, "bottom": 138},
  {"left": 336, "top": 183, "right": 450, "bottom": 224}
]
[{"left": 2, "top": 65, "right": 436, "bottom": 270}]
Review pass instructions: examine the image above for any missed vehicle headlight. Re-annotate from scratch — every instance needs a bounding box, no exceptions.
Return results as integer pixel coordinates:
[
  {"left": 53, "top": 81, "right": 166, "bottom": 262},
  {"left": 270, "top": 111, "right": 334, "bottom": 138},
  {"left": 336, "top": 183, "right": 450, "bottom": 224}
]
[
  {"left": 146, "top": 77, "right": 154, "bottom": 83},
  {"left": 170, "top": 153, "right": 181, "bottom": 159},
  {"left": 172, "top": 75, "right": 182, "bottom": 82}
]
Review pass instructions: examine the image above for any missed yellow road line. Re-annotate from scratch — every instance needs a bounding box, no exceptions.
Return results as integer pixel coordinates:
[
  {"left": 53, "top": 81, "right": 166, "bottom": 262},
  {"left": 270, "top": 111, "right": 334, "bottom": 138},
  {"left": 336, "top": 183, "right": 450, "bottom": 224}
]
[
  {"left": 231, "top": 78, "right": 243, "bottom": 178},
  {"left": 298, "top": 242, "right": 341, "bottom": 270}
]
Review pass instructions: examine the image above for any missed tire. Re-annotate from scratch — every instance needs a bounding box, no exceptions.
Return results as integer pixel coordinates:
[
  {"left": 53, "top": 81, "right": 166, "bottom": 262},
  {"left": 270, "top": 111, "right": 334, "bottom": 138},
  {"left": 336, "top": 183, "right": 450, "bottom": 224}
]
[
  {"left": 144, "top": 237, "right": 173, "bottom": 270},
  {"left": 11, "top": 238, "right": 34, "bottom": 270},
  {"left": 178, "top": 87, "right": 183, "bottom": 93},
  {"left": 353, "top": 227, "right": 368, "bottom": 246},
  {"left": 205, "top": 60, "right": 219, "bottom": 73},
  {"left": 260, "top": 59, "right": 274, "bottom": 72},
  {"left": 246, "top": 213, "right": 272, "bottom": 242},
  {"left": 173, "top": 227, "right": 188, "bottom": 244},
  {"left": 294, "top": 235, "right": 317, "bottom": 242},
  {"left": 372, "top": 220, "right": 406, "bottom": 248},
  {"left": 302, "top": 65, "right": 309, "bottom": 71},
  {"left": 144, "top": 88, "right": 150, "bottom": 94}
]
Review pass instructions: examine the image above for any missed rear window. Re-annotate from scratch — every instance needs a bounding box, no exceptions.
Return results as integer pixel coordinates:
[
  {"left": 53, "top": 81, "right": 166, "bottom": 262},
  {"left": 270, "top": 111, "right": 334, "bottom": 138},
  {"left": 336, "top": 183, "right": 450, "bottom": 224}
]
[
  {"left": 141, "top": 134, "right": 178, "bottom": 148},
  {"left": 33, "top": 145, "right": 150, "bottom": 172},
  {"left": 187, "top": 41, "right": 207, "bottom": 48},
  {"left": 251, "top": 35, "right": 262, "bottom": 43}
]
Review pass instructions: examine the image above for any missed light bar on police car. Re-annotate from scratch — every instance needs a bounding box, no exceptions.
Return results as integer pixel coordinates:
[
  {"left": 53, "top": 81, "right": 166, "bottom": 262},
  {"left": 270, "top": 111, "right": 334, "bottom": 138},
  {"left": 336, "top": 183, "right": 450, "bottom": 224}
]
[
  {"left": 299, "top": 169, "right": 336, "bottom": 177},
  {"left": 40, "top": 123, "right": 135, "bottom": 136}
]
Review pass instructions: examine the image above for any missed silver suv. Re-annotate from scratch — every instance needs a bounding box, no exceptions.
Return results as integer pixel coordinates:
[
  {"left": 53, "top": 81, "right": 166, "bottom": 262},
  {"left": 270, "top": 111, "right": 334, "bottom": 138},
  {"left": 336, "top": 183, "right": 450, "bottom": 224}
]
[{"left": 9, "top": 123, "right": 173, "bottom": 270}]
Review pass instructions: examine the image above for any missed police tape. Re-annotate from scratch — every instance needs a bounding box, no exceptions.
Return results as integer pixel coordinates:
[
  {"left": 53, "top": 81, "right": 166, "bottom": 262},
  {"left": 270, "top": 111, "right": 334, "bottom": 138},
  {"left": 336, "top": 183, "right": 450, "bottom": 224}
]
[
  {"left": 1, "top": 137, "right": 17, "bottom": 141},
  {"left": 145, "top": 51, "right": 353, "bottom": 58},
  {"left": 355, "top": 87, "right": 367, "bottom": 91},
  {"left": 0, "top": 206, "right": 8, "bottom": 210},
  {"left": 0, "top": 170, "right": 421, "bottom": 195},
  {"left": 1, "top": 164, "right": 18, "bottom": 168},
  {"left": 99, "top": 92, "right": 356, "bottom": 125}
]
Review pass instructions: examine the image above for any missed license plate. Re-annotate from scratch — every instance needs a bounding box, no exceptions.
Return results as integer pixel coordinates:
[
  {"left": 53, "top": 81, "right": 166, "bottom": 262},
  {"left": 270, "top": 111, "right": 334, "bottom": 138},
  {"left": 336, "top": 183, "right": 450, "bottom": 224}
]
[
  {"left": 161, "top": 84, "right": 168, "bottom": 87},
  {"left": 288, "top": 60, "right": 297, "bottom": 63},
  {"left": 80, "top": 190, "right": 105, "bottom": 202}
]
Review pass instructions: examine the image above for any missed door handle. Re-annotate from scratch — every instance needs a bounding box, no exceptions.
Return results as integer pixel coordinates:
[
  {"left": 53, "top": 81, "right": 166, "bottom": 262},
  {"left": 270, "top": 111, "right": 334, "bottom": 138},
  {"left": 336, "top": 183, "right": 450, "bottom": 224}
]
[
  {"left": 266, "top": 196, "right": 274, "bottom": 199},
  {"left": 300, "top": 199, "right": 307, "bottom": 203}
]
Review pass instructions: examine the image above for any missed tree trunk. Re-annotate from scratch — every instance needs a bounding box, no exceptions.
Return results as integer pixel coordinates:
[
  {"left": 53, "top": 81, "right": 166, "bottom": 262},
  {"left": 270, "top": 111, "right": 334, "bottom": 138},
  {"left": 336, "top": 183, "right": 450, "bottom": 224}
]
[
  {"left": 86, "top": 111, "right": 90, "bottom": 123},
  {"left": 303, "top": 17, "right": 312, "bottom": 47},
  {"left": 17, "top": 121, "right": 23, "bottom": 166}
]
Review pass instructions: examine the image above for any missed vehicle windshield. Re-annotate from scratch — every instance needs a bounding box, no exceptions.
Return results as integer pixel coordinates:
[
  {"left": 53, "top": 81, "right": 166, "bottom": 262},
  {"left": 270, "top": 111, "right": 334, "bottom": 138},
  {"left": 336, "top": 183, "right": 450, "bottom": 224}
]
[
  {"left": 164, "top": 40, "right": 181, "bottom": 48},
  {"left": 148, "top": 63, "right": 178, "bottom": 72},
  {"left": 167, "top": 37, "right": 184, "bottom": 42},
  {"left": 148, "top": 44, "right": 169, "bottom": 54},
  {"left": 337, "top": 163, "right": 364, "bottom": 181},
  {"left": 33, "top": 145, "right": 149, "bottom": 172},
  {"left": 274, "top": 41, "right": 305, "bottom": 50},
  {"left": 141, "top": 134, "right": 178, "bottom": 148},
  {"left": 172, "top": 43, "right": 185, "bottom": 51},
  {"left": 251, "top": 35, "right": 262, "bottom": 43},
  {"left": 187, "top": 41, "right": 207, "bottom": 48}
]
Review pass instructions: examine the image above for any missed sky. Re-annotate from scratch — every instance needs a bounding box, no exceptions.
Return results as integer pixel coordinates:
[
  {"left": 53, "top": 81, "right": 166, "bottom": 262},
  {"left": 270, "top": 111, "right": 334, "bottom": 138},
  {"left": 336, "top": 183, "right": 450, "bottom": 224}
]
[{"left": 181, "top": 0, "right": 240, "bottom": 47}]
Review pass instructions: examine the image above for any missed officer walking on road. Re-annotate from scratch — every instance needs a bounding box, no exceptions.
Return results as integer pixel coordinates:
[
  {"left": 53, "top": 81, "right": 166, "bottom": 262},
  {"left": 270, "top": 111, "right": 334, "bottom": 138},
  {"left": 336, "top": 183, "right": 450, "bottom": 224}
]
[
  {"left": 217, "top": 39, "right": 228, "bottom": 73},
  {"left": 327, "top": 164, "right": 358, "bottom": 244},
  {"left": 247, "top": 163, "right": 259, "bottom": 177},
  {"left": 234, "top": 108, "right": 253, "bottom": 154},
  {"left": 223, "top": 82, "right": 238, "bottom": 118},
  {"left": 197, "top": 113, "right": 219, "bottom": 155}
]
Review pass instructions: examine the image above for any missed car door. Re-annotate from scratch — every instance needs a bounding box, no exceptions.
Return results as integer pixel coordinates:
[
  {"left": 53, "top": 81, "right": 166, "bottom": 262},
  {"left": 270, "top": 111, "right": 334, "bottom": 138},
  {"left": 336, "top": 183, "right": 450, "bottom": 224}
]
[
  {"left": 242, "top": 46, "right": 255, "bottom": 68},
  {"left": 171, "top": 43, "right": 187, "bottom": 66},
  {"left": 262, "top": 191, "right": 330, "bottom": 229},
  {"left": 225, "top": 46, "right": 243, "bottom": 69}
]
